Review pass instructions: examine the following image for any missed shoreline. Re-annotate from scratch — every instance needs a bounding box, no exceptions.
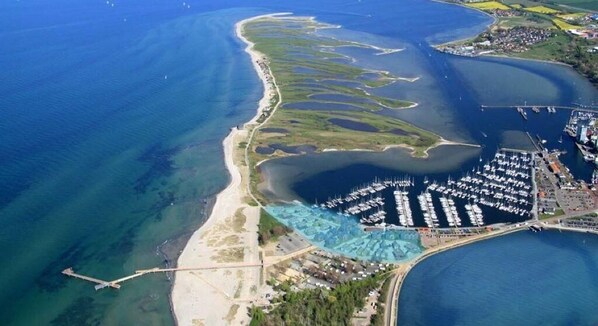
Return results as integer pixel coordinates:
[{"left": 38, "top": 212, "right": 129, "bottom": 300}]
[{"left": 170, "top": 13, "right": 287, "bottom": 325}]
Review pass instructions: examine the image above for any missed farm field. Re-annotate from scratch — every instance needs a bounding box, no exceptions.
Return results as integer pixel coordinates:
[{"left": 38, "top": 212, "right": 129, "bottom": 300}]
[
  {"left": 524, "top": 5, "right": 561, "bottom": 14},
  {"left": 466, "top": 1, "right": 511, "bottom": 10},
  {"left": 552, "top": 18, "right": 582, "bottom": 30}
]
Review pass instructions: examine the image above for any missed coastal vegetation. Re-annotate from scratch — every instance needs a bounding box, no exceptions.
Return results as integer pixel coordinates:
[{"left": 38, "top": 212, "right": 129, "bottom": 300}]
[
  {"left": 242, "top": 16, "right": 440, "bottom": 166},
  {"left": 258, "top": 208, "right": 290, "bottom": 245},
  {"left": 249, "top": 275, "right": 385, "bottom": 325},
  {"left": 369, "top": 275, "right": 393, "bottom": 326},
  {"left": 520, "top": 31, "right": 598, "bottom": 85}
]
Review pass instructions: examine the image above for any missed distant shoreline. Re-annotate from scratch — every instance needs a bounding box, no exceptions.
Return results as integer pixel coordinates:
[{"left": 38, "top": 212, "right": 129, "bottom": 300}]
[{"left": 430, "top": 0, "right": 591, "bottom": 82}]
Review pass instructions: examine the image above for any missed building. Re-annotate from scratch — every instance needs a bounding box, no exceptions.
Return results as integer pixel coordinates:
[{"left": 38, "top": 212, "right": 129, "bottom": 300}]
[{"left": 577, "top": 124, "right": 589, "bottom": 143}]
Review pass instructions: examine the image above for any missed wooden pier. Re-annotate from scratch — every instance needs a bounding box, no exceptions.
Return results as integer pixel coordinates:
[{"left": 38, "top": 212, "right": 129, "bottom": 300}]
[
  {"left": 62, "top": 262, "right": 263, "bottom": 290},
  {"left": 62, "top": 268, "right": 121, "bottom": 290}
]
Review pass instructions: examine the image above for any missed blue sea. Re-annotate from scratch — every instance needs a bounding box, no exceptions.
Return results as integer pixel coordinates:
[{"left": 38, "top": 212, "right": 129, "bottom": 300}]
[
  {"left": 1, "top": 0, "right": 597, "bottom": 324},
  {"left": 398, "top": 230, "right": 598, "bottom": 325}
]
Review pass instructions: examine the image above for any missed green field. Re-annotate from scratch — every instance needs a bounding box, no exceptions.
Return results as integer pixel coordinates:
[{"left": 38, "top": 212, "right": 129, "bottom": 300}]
[
  {"left": 495, "top": 15, "right": 555, "bottom": 28},
  {"left": 516, "top": 31, "right": 572, "bottom": 59}
]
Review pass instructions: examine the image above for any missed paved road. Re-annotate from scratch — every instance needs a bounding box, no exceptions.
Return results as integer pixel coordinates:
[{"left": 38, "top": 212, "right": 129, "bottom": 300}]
[{"left": 384, "top": 270, "right": 400, "bottom": 326}]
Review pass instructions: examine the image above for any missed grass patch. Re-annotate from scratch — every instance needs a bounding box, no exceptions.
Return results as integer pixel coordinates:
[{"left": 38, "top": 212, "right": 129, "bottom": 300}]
[
  {"left": 212, "top": 247, "right": 245, "bottom": 263},
  {"left": 495, "top": 15, "right": 554, "bottom": 28},
  {"left": 540, "top": 209, "right": 565, "bottom": 220},
  {"left": 258, "top": 208, "right": 290, "bottom": 245},
  {"left": 516, "top": 31, "right": 571, "bottom": 59},
  {"left": 232, "top": 208, "right": 247, "bottom": 232}
]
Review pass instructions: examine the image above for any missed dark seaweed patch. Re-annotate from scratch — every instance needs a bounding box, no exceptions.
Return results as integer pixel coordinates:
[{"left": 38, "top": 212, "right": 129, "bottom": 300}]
[
  {"left": 36, "top": 241, "right": 91, "bottom": 292},
  {"left": 134, "top": 144, "right": 178, "bottom": 194},
  {"left": 51, "top": 297, "right": 102, "bottom": 326}
]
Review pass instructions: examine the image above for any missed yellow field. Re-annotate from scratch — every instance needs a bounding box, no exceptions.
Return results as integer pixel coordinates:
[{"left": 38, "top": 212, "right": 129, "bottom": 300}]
[
  {"left": 553, "top": 18, "right": 581, "bottom": 30},
  {"left": 524, "top": 6, "right": 560, "bottom": 14},
  {"left": 556, "top": 13, "right": 587, "bottom": 20},
  {"left": 510, "top": 3, "right": 522, "bottom": 8},
  {"left": 466, "top": 1, "right": 511, "bottom": 10}
]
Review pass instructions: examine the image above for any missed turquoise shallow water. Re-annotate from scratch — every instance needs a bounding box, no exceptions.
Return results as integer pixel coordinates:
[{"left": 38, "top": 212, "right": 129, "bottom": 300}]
[
  {"left": 266, "top": 203, "right": 423, "bottom": 262},
  {"left": 398, "top": 230, "right": 598, "bottom": 326}
]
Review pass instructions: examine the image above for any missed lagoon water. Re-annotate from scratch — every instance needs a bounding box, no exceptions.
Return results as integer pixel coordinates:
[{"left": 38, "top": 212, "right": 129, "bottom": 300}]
[
  {"left": 1, "top": 0, "right": 597, "bottom": 324},
  {"left": 398, "top": 230, "right": 598, "bottom": 326}
]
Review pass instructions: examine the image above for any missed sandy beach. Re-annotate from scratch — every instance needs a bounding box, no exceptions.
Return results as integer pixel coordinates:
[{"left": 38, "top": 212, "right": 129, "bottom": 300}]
[{"left": 170, "top": 14, "right": 285, "bottom": 326}]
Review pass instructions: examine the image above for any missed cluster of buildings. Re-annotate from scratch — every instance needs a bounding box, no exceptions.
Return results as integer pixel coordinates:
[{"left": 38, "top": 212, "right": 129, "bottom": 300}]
[
  {"left": 562, "top": 13, "right": 598, "bottom": 39},
  {"left": 477, "top": 27, "right": 553, "bottom": 53},
  {"left": 490, "top": 9, "right": 522, "bottom": 17},
  {"left": 438, "top": 26, "right": 553, "bottom": 56}
]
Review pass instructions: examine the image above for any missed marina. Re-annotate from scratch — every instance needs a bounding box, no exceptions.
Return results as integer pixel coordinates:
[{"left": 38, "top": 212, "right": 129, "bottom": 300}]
[
  {"left": 315, "top": 149, "right": 534, "bottom": 230},
  {"left": 428, "top": 150, "right": 534, "bottom": 218}
]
